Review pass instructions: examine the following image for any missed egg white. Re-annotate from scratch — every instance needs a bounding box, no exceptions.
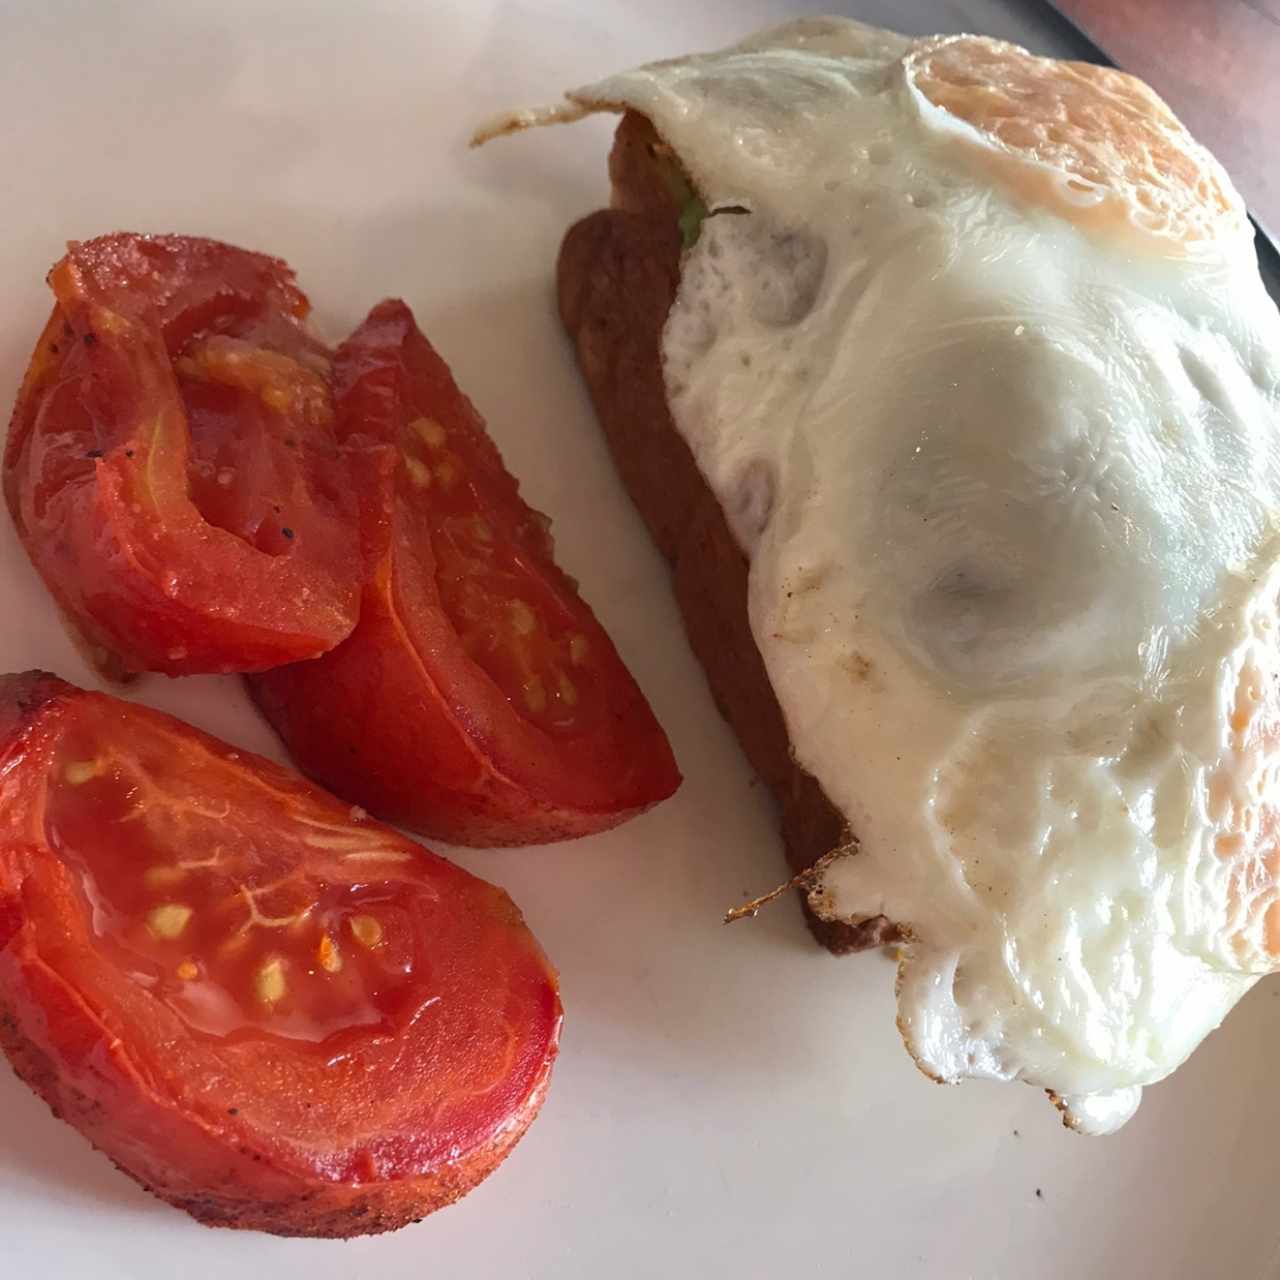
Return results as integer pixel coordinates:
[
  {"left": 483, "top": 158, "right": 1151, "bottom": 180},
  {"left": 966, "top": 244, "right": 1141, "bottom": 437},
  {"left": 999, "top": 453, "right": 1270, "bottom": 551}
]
[{"left": 487, "top": 16, "right": 1280, "bottom": 1132}]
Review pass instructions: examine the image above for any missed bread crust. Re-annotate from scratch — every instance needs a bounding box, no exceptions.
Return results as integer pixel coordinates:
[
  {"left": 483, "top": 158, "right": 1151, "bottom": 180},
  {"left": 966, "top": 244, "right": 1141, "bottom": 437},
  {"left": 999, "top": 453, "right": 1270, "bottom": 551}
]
[{"left": 557, "top": 113, "right": 898, "bottom": 954}]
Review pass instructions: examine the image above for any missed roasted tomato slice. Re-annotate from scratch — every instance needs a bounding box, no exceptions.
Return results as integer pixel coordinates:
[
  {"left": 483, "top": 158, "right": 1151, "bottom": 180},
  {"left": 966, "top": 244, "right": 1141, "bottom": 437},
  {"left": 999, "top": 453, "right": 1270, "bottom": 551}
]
[
  {"left": 248, "top": 299, "right": 680, "bottom": 845},
  {"left": 0, "top": 672, "right": 560, "bottom": 1238},
  {"left": 3, "top": 234, "right": 359, "bottom": 675}
]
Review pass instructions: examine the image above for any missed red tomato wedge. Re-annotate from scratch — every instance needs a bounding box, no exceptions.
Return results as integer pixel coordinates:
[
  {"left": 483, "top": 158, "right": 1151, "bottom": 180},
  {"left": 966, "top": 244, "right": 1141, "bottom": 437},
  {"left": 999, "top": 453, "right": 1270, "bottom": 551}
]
[
  {"left": 248, "top": 299, "right": 680, "bottom": 846},
  {"left": 0, "top": 672, "right": 561, "bottom": 1238},
  {"left": 3, "top": 234, "right": 360, "bottom": 676}
]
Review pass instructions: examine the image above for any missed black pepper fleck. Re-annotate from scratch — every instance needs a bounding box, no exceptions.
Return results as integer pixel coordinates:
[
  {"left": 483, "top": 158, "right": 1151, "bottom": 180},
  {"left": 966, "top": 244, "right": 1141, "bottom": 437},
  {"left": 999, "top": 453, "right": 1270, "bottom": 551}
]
[
  {"left": 281, "top": 527, "right": 294, "bottom": 540},
  {"left": 227, "top": 1107, "right": 239, "bottom": 1116},
  {"left": 86, "top": 449, "right": 104, "bottom": 459},
  {"left": 124, "top": 449, "right": 135, "bottom": 459},
  {"left": 82, "top": 332, "right": 97, "bottom": 347},
  {"left": 1035, "top": 1188, "right": 1043, "bottom": 1199}
]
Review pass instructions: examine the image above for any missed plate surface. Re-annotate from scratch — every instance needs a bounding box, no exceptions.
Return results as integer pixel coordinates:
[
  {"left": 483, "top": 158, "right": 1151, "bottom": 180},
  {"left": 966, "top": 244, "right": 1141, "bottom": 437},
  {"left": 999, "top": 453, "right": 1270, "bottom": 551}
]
[{"left": 1, "top": 2, "right": 1278, "bottom": 1278}]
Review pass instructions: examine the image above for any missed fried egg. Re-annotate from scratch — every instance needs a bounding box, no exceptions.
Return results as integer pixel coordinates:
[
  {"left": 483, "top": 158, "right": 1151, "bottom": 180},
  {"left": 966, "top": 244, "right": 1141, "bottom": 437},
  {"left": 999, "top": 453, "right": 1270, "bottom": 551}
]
[{"left": 482, "top": 17, "right": 1280, "bottom": 1132}]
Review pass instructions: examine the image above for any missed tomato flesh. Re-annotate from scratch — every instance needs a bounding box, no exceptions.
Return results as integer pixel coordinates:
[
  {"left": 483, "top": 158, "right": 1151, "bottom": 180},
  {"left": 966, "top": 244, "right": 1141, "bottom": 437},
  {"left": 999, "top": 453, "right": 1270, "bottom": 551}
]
[
  {"left": 0, "top": 672, "right": 561, "bottom": 1236},
  {"left": 249, "top": 299, "right": 681, "bottom": 845},
  {"left": 398, "top": 369, "right": 594, "bottom": 735},
  {"left": 3, "top": 234, "right": 359, "bottom": 675},
  {"left": 179, "top": 333, "right": 338, "bottom": 557},
  {"left": 46, "top": 730, "right": 431, "bottom": 1047}
]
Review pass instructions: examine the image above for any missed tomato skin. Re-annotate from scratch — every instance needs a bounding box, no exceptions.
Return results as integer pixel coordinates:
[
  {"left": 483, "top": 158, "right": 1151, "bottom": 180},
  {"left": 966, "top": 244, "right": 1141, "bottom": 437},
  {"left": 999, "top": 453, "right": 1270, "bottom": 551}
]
[
  {"left": 0, "top": 671, "right": 561, "bottom": 1238},
  {"left": 249, "top": 299, "right": 681, "bottom": 846},
  {"left": 3, "top": 235, "right": 360, "bottom": 676}
]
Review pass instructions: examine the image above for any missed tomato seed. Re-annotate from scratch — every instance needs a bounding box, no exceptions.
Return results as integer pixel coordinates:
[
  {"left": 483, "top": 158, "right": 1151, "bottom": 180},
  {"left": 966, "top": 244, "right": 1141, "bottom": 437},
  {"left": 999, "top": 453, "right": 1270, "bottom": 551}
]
[
  {"left": 410, "top": 416, "right": 446, "bottom": 448},
  {"left": 255, "top": 958, "right": 287, "bottom": 1005},
  {"left": 317, "top": 934, "right": 343, "bottom": 973},
  {"left": 509, "top": 600, "right": 537, "bottom": 637},
  {"left": 63, "top": 760, "right": 101, "bottom": 785},
  {"left": 523, "top": 675, "right": 547, "bottom": 715},
  {"left": 349, "top": 915, "right": 384, "bottom": 949},
  {"left": 557, "top": 672, "right": 579, "bottom": 707},
  {"left": 144, "top": 865, "right": 186, "bottom": 888},
  {"left": 404, "top": 456, "right": 432, "bottom": 488},
  {"left": 147, "top": 903, "right": 193, "bottom": 940}
]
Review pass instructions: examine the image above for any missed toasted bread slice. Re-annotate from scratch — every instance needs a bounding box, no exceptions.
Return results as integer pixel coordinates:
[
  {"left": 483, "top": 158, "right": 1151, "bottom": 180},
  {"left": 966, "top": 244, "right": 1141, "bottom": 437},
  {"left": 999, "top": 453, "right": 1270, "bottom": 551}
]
[{"left": 557, "top": 112, "right": 897, "bottom": 954}]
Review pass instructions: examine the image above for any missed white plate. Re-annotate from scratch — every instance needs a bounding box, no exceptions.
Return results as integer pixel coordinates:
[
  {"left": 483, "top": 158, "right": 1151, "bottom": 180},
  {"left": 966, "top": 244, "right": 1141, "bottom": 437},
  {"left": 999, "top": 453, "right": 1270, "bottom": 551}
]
[{"left": 2, "top": 2, "right": 1278, "bottom": 1277}]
